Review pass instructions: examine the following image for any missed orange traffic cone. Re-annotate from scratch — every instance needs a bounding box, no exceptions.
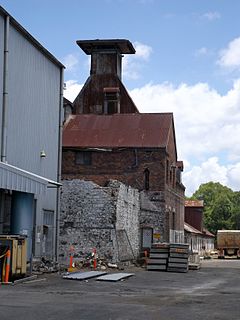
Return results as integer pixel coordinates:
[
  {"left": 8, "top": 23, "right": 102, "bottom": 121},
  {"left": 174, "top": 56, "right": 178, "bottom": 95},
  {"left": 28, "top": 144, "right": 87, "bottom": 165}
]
[
  {"left": 68, "top": 246, "right": 75, "bottom": 272},
  {"left": 4, "top": 249, "right": 11, "bottom": 283},
  {"left": 93, "top": 248, "right": 97, "bottom": 269}
]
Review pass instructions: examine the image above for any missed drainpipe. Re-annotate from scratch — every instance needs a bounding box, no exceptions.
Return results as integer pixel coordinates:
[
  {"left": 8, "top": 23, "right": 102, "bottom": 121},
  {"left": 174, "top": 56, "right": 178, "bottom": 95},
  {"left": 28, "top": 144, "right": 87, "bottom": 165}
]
[
  {"left": 55, "top": 67, "right": 64, "bottom": 261},
  {"left": 1, "top": 15, "right": 9, "bottom": 162}
]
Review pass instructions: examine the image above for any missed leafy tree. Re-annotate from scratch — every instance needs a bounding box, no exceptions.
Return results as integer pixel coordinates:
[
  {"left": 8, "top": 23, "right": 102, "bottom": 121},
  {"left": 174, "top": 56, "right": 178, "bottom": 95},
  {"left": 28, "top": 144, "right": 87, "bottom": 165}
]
[
  {"left": 231, "top": 191, "right": 240, "bottom": 229},
  {"left": 190, "top": 182, "right": 237, "bottom": 234}
]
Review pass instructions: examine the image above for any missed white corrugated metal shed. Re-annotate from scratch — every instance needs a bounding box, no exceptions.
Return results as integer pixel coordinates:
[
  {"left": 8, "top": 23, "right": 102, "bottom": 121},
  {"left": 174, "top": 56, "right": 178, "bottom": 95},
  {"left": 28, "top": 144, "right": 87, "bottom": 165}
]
[{"left": 0, "top": 161, "right": 61, "bottom": 194}]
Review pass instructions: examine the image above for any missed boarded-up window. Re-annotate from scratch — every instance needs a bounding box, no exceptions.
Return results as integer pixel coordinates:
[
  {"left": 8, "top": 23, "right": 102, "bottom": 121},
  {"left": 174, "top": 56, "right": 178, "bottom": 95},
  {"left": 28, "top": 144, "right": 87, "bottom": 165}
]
[{"left": 103, "top": 87, "right": 120, "bottom": 114}]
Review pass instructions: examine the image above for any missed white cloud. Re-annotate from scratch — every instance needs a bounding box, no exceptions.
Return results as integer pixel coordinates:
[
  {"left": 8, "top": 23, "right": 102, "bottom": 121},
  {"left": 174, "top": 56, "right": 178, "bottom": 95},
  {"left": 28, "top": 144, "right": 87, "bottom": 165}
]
[
  {"left": 64, "top": 80, "right": 83, "bottom": 102},
  {"left": 129, "top": 79, "right": 240, "bottom": 195},
  {"left": 123, "top": 42, "right": 152, "bottom": 80},
  {"left": 62, "top": 53, "right": 79, "bottom": 72},
  {"left": 195, "top": 47, "right": 209, "bottom": 57},
  {"left": 183, "top": 157, "right": 228, "bottom": 196},
  {"left": 218, "top": 37, "right": 240, "bottom": 70},
  {"left": 134, "top": 41, "right": 152, "bottom": 60},
  {"left": 227, "top": 163, "right": 240, "bottom": 190},
  {"left": 183, "top": 158, "right": 240, "bottom": 196},
  {"left": 202, "top": 11, "right": 221, "bottom": 21}
]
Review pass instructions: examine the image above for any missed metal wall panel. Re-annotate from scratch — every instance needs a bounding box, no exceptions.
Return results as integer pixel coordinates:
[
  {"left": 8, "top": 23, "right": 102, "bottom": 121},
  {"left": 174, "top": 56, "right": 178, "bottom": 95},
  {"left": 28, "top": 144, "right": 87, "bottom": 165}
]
[
  {"left": 5, "top": 23, "right": 62, "bottom": 258},
  {"left": 7, "top": 24, "right": 61, "bottom": 182},
  {"left": 0, "top": 14, "right": 4, "bottom": 150}
]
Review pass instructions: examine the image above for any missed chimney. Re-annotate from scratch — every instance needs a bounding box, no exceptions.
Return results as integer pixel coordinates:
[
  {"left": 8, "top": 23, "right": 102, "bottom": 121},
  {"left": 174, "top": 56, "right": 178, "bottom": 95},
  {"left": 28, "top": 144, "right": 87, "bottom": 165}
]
[
  {"left": 73, "top": 39, "right": 139, "bottom": 115},
  {"left": 76, "top": 39, "right": 135, "bottom": 80}
]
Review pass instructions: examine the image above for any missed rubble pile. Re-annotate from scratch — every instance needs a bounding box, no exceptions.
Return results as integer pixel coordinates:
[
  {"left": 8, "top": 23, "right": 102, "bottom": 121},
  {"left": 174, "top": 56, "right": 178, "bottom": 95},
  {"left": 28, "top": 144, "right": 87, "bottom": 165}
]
[{"left": 32, "top": 257, "right": 59, "bottom": 273}]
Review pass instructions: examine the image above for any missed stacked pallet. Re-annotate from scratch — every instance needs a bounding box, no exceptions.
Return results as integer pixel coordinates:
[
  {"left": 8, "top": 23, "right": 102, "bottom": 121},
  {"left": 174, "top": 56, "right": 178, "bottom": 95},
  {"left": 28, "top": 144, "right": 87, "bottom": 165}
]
[
  {"left": 147, "top": 243, "right": 169, "bottom": 271},
  {"left": 167, "top": 243, "right": 189, "bottom": 273}
]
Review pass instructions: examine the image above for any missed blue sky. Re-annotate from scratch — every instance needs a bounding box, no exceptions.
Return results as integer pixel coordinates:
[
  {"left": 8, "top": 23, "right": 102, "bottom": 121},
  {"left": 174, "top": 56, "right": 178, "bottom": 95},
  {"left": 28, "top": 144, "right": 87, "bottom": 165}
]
[{"left": 2, "top": 0, "right": 240, "bottom": 196}]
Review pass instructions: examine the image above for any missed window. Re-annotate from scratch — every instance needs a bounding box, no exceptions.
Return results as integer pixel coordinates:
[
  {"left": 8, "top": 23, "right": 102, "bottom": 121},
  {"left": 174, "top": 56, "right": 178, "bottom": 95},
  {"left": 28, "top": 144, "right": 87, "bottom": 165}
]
[
  {"left": 166, "top": 160, "right": 169, "bottom": 184},
  {"left": 144, "top": 168, "right": 150, "bottom": 190},
  {"left": 103, "top": 87, "right": 120, "bottom": 114},
  {"left": 75, "top": 151, "right": 92, "bottom": 165},
  {"left": 176, "top": 168, "right": 182, "bottom": 184}
]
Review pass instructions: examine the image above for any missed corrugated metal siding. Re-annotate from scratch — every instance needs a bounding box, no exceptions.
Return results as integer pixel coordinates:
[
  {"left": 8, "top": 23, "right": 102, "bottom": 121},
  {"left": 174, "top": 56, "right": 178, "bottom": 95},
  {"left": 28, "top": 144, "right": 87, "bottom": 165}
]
[
  {"left": 0, "top": 14, "right": 4, "bottom": 151},
  {"left": 0, "top": 162, "right": 46, "bottom": 194},
  {"left": 7, "top": 24, "right": 60, "bottom": 183}
]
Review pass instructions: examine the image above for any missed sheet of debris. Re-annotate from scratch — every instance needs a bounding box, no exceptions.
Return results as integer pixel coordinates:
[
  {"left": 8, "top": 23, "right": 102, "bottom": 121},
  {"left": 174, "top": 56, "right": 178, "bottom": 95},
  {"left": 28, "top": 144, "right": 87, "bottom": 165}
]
[
  {"left": 63, "top": 271, "right": 107, "bottom": 280},
  {"left": 96, "top": 273, "right": 134, "bottom": 282}
]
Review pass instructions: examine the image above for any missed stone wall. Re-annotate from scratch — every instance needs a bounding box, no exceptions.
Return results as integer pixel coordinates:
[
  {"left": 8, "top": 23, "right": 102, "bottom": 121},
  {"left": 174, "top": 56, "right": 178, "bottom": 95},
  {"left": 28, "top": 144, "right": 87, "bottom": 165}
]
[
  {"left": 59, "top": 179, "right": 140, "bottom": 264},
  {"left": 112, "top": 181, "right": 140, "bottom": 259}
]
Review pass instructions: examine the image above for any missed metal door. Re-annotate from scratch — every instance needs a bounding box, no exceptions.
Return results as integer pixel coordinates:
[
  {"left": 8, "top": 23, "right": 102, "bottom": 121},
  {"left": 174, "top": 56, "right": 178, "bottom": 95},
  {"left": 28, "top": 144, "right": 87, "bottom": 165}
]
[{"left": 42, "top": 210, "right": 54, "bottom": 258}]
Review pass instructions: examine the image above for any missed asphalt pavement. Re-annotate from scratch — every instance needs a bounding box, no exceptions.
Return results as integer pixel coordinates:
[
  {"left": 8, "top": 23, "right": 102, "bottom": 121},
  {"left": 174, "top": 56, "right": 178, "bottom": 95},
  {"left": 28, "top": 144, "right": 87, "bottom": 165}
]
[{"left": 0, "top": 259, "right": 240, "bottom": 320}]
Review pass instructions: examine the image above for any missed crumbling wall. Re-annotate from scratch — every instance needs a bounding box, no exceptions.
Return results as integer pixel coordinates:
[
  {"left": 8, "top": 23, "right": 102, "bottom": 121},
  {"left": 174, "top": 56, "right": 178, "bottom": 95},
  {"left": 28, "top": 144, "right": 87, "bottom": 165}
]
[
  {"left": 109, "top": 180, "right": 140, "bottom": 260},
  {"left": 59, "top": 179, "right": 140, "bottom": 264},
  {"left": 59, "top": 180, "right": 117, "bottom": 263}
]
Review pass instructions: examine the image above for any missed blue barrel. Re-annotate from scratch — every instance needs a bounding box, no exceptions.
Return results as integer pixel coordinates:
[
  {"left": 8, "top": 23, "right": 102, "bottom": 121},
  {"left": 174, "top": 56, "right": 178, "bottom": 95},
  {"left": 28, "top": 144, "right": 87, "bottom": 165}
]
[{"left": 11, "top": 191, "right": 34, "bottom": 261}]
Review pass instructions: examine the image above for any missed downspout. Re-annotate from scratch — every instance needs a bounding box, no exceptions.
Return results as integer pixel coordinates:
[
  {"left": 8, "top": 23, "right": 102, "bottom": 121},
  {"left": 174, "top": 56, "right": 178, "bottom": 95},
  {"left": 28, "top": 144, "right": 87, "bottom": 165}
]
[
  {"left": 55, "top": 67, "right": 64, "bottom": 261},
  {"left": 1, "top": 15, "right": 9, "bottom": 162}
]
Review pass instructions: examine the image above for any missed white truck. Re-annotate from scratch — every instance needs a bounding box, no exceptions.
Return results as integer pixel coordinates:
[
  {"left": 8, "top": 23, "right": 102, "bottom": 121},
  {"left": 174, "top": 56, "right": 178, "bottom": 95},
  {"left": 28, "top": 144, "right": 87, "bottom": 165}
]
[{"left": 217, "top": 230, "right": 240, "bottom": 258}]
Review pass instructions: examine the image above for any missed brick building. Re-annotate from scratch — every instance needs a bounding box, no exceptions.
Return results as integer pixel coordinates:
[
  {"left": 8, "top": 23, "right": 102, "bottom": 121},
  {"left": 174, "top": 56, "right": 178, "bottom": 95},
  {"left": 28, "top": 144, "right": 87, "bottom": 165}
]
[
  {"left": 60, "top": 39, "right": 185, "bottom": 261},
  {"left": 184, "top": 200, "right": 215, "bottom": 255}
]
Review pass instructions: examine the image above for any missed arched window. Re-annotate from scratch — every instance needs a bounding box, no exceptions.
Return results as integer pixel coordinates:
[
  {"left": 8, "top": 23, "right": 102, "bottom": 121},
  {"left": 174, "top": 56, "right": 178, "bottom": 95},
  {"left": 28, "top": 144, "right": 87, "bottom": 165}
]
[{"left": 144, "top": 168, "right": 150, "bottom": 190}]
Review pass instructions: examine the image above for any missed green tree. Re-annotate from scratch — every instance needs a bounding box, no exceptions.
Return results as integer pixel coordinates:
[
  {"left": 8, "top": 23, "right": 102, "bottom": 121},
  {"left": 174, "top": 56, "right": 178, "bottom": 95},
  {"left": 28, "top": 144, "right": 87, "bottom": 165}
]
[
  {"left": 231, "top": 191, "right": 240, "bottom": 229},
  {"left": 191, "top": 182, "right": 235, "bottom": 234}
]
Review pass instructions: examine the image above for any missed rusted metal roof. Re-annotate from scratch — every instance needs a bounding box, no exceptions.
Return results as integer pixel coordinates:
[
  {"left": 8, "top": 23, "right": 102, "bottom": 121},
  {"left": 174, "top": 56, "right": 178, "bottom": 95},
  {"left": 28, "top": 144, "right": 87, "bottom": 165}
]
[
  {"left": 63, "top": 113, "right": 173, "bottom": 148},
  {"left": 185, "top": 223, "right": 215, "bottom": 237},
  {"left": 202, "top": 228, "right": 215, "bottom": 237},
  {"left": 185, "top": 200, "right": 204, "bottom": 207},
  {"left": 184, "top": 223, "right": 202, "bottom": 235},
  {"left": 76, "top": 39, "right": 136, "bottom": 55}
]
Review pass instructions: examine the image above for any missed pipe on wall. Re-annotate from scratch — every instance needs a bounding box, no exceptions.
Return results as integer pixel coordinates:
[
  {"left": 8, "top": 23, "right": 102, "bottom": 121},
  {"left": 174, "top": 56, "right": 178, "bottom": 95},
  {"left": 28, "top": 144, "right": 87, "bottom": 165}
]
[
  {"left": 55, "top": 66, "right": 64, "bottom": 261},
  {"left": 1, "top": 14, "right": 9, "bottom": 162}
]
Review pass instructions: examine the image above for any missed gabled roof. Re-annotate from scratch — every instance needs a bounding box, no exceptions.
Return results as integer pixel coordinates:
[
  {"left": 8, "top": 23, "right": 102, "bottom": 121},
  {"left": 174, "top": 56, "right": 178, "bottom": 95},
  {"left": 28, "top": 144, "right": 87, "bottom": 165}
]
[
  {"left": 0, "top": 6, "right": 64, "bottom": 69},
  {"left": 184, "top": 222, "right": 202, "bottom": 235},
  {"left": 63, "top": 113, "right": 174, "bottom": 148},
  {"left": 64, "top": 97, "right": 73, "bottom": 105},
  {"left": 202, "top": 228, "right": 215, "bottom": 238}
]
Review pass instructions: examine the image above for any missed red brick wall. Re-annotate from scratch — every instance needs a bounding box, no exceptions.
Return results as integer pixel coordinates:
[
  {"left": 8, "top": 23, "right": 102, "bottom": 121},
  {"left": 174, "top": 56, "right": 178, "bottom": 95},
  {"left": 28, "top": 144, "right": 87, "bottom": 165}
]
[
  {"left": 62, "top": 148, "right": 166, "bottom": 191},
  {"left": 185, "top": 207, "right": 203, "bottom": 232}
]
